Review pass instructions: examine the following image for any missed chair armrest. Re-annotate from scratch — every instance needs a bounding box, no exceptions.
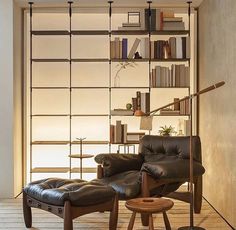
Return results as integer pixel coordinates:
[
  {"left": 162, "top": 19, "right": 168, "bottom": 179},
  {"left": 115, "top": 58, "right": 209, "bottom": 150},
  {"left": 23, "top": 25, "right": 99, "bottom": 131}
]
[
  {"left": 95, "top": 153, "right": 144, "bottom": 177},
  {"left": 141, "top": 159, "right": 205, "bottom": 180}
]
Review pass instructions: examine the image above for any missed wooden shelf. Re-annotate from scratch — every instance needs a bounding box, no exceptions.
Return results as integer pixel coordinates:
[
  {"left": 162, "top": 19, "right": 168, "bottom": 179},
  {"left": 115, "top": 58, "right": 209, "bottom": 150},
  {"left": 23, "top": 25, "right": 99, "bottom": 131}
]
[
  {"left": 32, "top": 59, "right": 70, "bottom": 62},
  {"left": 151, "top": 30, "right": 189, "bottom": 35},
  {"left": 153, "top": 114, "right": 190, "bottom": 117},
  {"left": 71, "top": 58, "right": 109, "bottom": 62},
  {"left": 71, "top": 167, "right": 97, "bottom": 173},
  {"left": 32, "top": 87, "right": 70, "bottom": 89},
  {"left": 151, "top": 87, "right": 190, "bottom": 89},
  {"left": 71, "top": 87, "right": 109, "bottom": 89},
  {"left": 32, "top": 30, "right": 70, "bottom": 35},
  {"left": 31, "top": 114, "right": 70, "bottom": 117},
  {"left": 71, "top": 30, "right": 109, "bottom": 35},
  {"left": 111, "top": 141, "right": 139, "bottom": 144},
  {"left": 68, "top": 154, "right": 94, "bottom": 159},
  {"left": 111, "top": 58, "right": 149, "bottom": 62},
  {"left": 151, "top": 58, "right": 190, "bottom": 62},
  {"left": 111, "top": 87, "right": 150, "bottom": 89},
  {"left": 31, "top": 141, "right": 70, "bottom": 145},
  {"left": 72, "top": 140, "right": 109, "bottom": 145},
  {"left": 111, "top": 30, "right": 149, "bottom": 35},
  {"left": 71, "top": 114, "right": 109, "bottom": 117},
  {"left": 31, "top": 167, "right": 70, "bottom": 173}
]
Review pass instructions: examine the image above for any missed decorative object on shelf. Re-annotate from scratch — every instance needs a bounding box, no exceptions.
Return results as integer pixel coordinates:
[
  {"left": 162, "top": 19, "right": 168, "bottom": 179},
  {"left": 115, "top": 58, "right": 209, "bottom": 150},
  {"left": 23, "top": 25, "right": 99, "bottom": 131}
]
[
  {"left": 126, "top": 103, "right": 132, "bottom": 110},
  {"left": 177, "top": 119, "right": 184, "bottom": 136},
  {"left": 159, "top": 125, "right": 176, "bottom": 136},
  {"left": 114, "top": 61, "right": 137, "bottom": 87},
  {"left": 135, "top": 81, "right": 225, "bottom": 230}
]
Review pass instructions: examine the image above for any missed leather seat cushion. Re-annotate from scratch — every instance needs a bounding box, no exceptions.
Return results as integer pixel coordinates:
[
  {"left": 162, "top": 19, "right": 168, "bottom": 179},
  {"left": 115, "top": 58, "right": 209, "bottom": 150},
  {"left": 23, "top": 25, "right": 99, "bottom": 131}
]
[
  {"left": 92, "top": 170, "right": 141, "bottom": 200},
  {"left": 23, "top": 178, "right": 116, "bottom": 207},
  {"left": 141, "top": 159, "right": 205, "bottom": 180}
]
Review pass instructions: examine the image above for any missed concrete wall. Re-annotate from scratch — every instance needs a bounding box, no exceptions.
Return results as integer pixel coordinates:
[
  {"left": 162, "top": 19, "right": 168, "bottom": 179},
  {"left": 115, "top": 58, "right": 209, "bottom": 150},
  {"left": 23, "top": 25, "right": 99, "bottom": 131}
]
[
  {"left": 0, "top": 0, "right": 14, "bottom": 198},
  {"left": 198, "top": 0, "right": 236, "bottom": 227}
]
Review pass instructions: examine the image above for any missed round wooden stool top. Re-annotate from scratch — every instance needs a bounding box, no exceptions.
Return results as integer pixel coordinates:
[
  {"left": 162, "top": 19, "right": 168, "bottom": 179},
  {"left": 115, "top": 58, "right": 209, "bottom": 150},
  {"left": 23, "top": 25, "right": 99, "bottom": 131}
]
[{"left": 125, "top": 197, "right": 174, "bottom": 214}]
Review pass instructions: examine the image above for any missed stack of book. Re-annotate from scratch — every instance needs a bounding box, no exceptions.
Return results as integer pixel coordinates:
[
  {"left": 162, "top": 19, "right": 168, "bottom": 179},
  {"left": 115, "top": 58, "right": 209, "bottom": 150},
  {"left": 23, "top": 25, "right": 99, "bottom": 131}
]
[
  {"left": 126, "top": 132, "right": 146, "bottom": 143},
  {"left": 151, "top": 64, "right": 190, "bottom": 87},
  {"left": 159, "top": 108, "right": 180, "bottom": 115},
  {"left": 149, "top": 37, "right": 190, "bottom": 59},
  {"left": 111, "top": 109, "right": 133, "bottom": 116},
  {"left": 132, "top": 91, "right": 150, "bottom": 114},
  {"left": 180, "top": 99, "right": 190, "bottom": 115},
  {"left": 110, "top": 120, "right": 128, "bottom": 144},
  {"left": 145, "top": 9, "right": 185, "bottom": 31}
]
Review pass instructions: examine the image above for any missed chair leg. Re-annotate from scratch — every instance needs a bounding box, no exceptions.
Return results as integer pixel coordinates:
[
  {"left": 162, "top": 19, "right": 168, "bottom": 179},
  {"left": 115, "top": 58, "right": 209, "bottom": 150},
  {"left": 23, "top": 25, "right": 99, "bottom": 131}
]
[
  {"left": 109, "top": 194, "right": 118, "bottom": 230},
  {"left": 23, "top": 192, "right": 32, "bottom": 228},
  {"left": 64, "top": 201, "right": 73, "bottom": 230},
  {"left": 194, "top": 176, "right": 202, "bottom": 214}
]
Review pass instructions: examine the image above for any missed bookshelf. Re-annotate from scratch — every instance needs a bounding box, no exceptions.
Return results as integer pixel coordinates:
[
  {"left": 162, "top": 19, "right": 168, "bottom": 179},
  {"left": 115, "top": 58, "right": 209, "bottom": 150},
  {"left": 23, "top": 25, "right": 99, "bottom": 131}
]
[{"left": 27, "top": 2, "right": 195, "bottom": 182}]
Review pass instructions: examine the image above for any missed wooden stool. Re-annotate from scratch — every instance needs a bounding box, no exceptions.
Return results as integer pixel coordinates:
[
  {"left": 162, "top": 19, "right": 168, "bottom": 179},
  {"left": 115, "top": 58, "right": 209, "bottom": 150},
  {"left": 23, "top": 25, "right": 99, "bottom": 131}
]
[{"left": 125, "top": 197, "right": 174, "bottom": 230}]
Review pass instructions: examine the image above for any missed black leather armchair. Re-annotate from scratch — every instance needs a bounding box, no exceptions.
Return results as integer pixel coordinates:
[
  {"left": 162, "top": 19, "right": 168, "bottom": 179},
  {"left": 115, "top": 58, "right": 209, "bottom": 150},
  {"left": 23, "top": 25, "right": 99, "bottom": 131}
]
[{"left": 94, "top": 135, "right": 205, "bottom": 215}]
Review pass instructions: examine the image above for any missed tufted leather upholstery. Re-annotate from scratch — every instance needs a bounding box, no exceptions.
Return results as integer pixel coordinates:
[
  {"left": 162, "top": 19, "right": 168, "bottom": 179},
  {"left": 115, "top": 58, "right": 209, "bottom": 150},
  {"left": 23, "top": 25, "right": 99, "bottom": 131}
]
[
  {"left": 95, "top": 135, "right": 205, "bottom": 199},
  {"left": 23, "top": 178, "right": 116, "bottom": 206}
]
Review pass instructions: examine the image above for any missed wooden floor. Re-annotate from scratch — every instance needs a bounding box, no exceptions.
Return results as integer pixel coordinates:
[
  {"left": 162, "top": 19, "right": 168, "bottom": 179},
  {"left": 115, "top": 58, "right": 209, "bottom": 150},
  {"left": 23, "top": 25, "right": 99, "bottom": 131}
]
[{"left": 0, "top": 197, "right": 232, "bottom": 230}]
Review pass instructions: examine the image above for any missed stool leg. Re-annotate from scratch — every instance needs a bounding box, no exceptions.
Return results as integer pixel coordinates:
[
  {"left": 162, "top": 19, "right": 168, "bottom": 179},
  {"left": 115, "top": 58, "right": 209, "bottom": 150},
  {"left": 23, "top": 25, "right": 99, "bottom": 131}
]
[
  {"left": 148, "top": 214, "right": 154, "bottom": 230},
  {"left": 23, "top": 192, "right": 32, "bottom": 228},
  {"left": 109, "top": 195, "right": 118, "bottom": 230},
  {"left": 141, "top": 213, "right": 149, "bottom": 226},
  {"left": 163, "top": 211, "right": 171, "bottom": 230},
  {"left": 127, "top": 211, "right": 136, "bottom": 230},
  {"left": 64, "top": 201, "right": 73, "bottom": 230}
]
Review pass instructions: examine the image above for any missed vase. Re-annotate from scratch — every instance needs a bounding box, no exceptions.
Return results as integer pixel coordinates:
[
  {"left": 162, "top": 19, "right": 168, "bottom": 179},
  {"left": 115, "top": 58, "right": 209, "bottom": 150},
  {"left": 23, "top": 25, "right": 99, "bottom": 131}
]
[{"left": 114, "top": 74, "right": 120, "bottom": 87}]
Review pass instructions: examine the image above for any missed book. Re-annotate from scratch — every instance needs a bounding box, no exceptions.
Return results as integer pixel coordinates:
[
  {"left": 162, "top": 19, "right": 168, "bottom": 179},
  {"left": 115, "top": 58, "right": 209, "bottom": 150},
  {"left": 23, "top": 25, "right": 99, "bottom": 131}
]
[
  {"left": 163, "top": 10, "right": 175, "bottom": 18},
  {"left": 160, "top": 109, "right": 180, "bottom": 115},
  {"left": 174, "top": 98, "right": 180, "bottom": 111},
  {"left": 145, "top": 8, "right": 156, "bottom": 31},
  {"left": 122, "top": 124, "right": 128, "bottom": 143},
  {"left": 122, "top": 38, "right": 128, "bottom": 59},
  {"left": 132, "top": 97, "right": 137, "bottom": 112},
  {"left": 114, "top": 37, "right": 120, "bottom": 59},
  {"left": 140, "top": 37, "right": 149, "bottom": 58},
  {"left": 163, "top": 17, "right": 183, "bottom": 22},
  {"left": 163, "top": 21, "right": 185, "bottom": 31},
  {"left": 136, "top": 91, "right": 141, "bottom": 110},
  {"left": 169, "top": 37, "right": 176, "bottom": 58},
  {"left": 110, "top": 41, "right": 116, "bottom": 59},
  {"left": 110, "top": 125, "right": 115, "bottom": 143},
  {"left": 111, "top": 109, "right": 133, "bottom": 116},
  {"left": 122, "top": 22, "right": 141, "bottom": 27},
  {"left": 184, "top": 119, "right": 191, "bottom": 136},
  {"left": 118, "top": 26, "right": 142, "bottom": 31},
  {"left": 155, "top": 9, "right": 161, "bottom": 30},
  {"left": 128, "top": 38, "right": 141, "bottom": 59},
  {"left": 182, "top": 37, "right": 186, "bottom": 58},
  {"left": 141, "top": 92, "right": 150, "bottom": 113},
  {"left": 176, "top": 37, "right": 183, "bottom": 58},
  {"left": 115, "top": 120, "right": 122, "bottom": 143}
]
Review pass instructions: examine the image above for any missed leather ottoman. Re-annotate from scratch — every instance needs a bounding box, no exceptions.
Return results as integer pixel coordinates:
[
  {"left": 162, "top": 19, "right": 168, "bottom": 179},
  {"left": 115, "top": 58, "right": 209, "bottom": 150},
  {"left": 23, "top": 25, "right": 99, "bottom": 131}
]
[{"left": 23, "top": 178, "right": 118, "bottom": 230}]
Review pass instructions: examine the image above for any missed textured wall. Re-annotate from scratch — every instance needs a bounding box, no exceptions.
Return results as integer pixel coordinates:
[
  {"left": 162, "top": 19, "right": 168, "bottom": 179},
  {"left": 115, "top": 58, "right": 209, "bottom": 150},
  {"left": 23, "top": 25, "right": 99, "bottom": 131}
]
[
  {"left": 198, "top": 0, "right": 236, "bottom": 227},
  {"left": 0, "top": 0, "right": 14, "bottom": 198}
]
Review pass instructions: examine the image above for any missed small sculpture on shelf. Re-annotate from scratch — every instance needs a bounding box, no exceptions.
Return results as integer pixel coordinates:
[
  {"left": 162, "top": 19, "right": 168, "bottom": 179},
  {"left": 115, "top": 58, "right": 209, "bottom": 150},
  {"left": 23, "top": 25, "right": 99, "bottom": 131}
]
[{"left": 114, "top": 61, "right": 137, "bottom": 87}]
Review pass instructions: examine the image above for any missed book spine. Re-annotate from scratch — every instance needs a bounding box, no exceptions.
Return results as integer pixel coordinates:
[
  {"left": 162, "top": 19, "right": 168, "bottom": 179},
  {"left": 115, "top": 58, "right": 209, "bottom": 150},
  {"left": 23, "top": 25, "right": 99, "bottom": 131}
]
[
  {"left": 136, "top": 91, "right": 141, "bottom": 110},
  {"left": 122, "top": 38, "right": 128, "bottom": 59}
]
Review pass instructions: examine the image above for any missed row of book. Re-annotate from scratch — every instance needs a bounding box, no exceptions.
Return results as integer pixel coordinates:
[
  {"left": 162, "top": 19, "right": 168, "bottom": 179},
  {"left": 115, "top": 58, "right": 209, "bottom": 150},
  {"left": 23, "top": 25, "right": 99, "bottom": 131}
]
[
  {"left": 110, "top": 120, "right": 145, "bottom": 143},
  {"left": 141, "top": 37, "right": 190, "bottom": 59},
  {"left": 151, "top": 64, "right": 190, "bottom": 87},
  {"left": 132, "top": 91, "right": 150, "bottom": 114},
  {"left": 159, "top": 98, "right": 190, "bottom": 116},
  {"left": 145, "top": 9, "right": 185, "bottom": 31},
  {"left": 110, "top": 37, "right": 190, "bottom": 59}
]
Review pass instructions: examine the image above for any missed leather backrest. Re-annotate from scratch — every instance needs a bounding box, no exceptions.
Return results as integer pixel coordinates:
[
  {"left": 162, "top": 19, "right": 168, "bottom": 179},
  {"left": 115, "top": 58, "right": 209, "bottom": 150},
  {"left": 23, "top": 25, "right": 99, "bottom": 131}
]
[{"left": 138, "top": 135, "right": 202, "bottom": 163}]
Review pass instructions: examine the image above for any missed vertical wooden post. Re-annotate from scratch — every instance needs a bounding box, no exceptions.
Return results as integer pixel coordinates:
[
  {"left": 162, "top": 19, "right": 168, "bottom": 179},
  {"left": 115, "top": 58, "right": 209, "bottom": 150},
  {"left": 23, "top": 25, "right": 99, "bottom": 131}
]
[
  {"left": 64, "top": 201, "right": 73, "bottom": 230},
  {"left": 23, "top": 192, "right": 32, "bottom": 228},
  {"left": 141, "top": 171, "right": 150, "bottom": 226},
  {"left": 109, "top": 194, "right": 118, "bottom": 230}
]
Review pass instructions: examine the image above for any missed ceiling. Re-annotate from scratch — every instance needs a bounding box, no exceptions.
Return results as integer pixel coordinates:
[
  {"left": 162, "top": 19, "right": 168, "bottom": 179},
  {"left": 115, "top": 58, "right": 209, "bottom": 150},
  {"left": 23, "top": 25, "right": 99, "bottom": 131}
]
[{"left": 15, "top": 0, "right": 204, "bottom": 8}]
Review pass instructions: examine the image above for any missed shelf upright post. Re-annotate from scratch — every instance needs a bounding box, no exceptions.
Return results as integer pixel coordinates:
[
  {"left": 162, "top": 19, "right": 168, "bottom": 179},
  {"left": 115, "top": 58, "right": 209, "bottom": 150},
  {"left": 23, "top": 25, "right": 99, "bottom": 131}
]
[
  {"left": 147, "top": 1, "right": 152, "bottom": 136},
  {"left": 68, "top": 1, "right": 73, "bottom": 178},
  {"left": 108, "top": 1, "right": 113, "bottom": 153},
  {"left": 188, "top": 1, "right": 191, "bottom": 99},
  {"left": 29, "top": 1, "right": 34, "bottom": 182}
]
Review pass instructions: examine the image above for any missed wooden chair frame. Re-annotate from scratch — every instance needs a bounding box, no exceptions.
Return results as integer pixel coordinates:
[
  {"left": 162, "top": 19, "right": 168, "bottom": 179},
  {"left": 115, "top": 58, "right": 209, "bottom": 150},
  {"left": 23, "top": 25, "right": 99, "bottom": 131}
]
[{"left": 23, "top": 191, "right": 118, "bottom": 230}]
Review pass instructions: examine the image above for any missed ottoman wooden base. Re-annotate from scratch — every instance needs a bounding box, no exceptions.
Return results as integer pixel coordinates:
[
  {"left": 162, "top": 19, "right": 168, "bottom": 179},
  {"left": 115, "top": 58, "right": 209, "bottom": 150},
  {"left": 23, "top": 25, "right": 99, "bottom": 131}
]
[{"left": 23, "top": 191, "right": 118, "bottom": 230}]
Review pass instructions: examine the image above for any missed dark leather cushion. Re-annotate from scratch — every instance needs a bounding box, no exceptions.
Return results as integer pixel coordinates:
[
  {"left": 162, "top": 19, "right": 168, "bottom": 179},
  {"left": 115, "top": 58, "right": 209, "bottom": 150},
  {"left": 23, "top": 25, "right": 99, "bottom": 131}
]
[
  {"left": 139, "top": 135, "right": 202, "bottom": 162},
  {"left": 141, "top": 159, "right": 205, "bottom": 180},
  {"left": 24, "top": 178, "right": 116, "bottom": 207},
  {"left": 95, "top": 153, "right": 143, "bottom": 177},
  {"left": 92, "top": 170, "right": 141, "bottom": 200}
]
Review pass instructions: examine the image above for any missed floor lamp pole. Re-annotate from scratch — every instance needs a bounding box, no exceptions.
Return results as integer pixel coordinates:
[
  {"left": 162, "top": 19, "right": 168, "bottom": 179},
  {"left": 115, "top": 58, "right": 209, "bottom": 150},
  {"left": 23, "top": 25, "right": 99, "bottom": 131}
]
[{"left": 178, "top": 100, "right": 205, "bottom": 230}]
